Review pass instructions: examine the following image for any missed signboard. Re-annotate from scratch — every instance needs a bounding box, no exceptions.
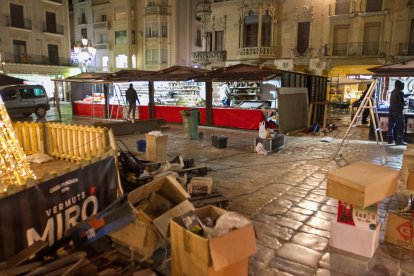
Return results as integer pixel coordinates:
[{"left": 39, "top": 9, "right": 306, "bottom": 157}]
[
  {"left": 346, "top": 74, "right": 372, "bottom": 80},
  {"left": 0, "top": 156, "right": 118, "bottom": 261}
]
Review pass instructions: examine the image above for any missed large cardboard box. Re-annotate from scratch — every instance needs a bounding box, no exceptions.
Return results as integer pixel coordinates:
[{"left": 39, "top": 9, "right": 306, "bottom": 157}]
[
  {"left": 146, "top": 134, "right": 168, "bottom": 162},
  {"left": 384, "top": 211, "right": 414, "bottom": 251},
  {"left": 171, "top": 205, "right": 257, "bottom": 276},
  {"left": 402, "top": 147, "right": 414, "bottom": 185},
  {"left": 110, "top": 176, "right": 194, "bottom": 258},
  {"left": 326, "top": 161, "right": 399, "bottom": 208},
  {"left": 330, "top": 220, "right": 380, "bottom": 258}
]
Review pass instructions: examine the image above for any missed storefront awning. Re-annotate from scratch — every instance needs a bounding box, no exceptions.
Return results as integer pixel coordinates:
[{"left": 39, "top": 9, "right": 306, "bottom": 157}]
[
  {"left": 0, "top": 73, "right": 25, "bottom": 86},
  {"left": 368, "top": 60, "right": 414, "bottom": 77},
  {"left": 194, "top": 64, "right": 281, "bottom": 82},
  {"left": 143, "top": 65, "right": 209, "bottom": 81}
]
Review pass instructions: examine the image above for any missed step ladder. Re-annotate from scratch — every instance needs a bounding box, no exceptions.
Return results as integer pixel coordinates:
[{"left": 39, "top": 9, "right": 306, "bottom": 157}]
[{"left": 334, "top": 79, "right": 387, "bottom": 163}]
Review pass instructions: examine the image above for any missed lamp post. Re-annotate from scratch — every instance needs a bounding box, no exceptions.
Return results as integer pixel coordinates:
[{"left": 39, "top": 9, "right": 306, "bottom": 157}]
[{"left": 73, "top": 36, "right": 96, "bottom": 72}]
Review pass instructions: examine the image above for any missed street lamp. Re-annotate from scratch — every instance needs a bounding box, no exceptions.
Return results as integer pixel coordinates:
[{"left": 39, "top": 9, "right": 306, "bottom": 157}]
[{"left": 73, "top": 36, "right": 96, "bottom": 72}]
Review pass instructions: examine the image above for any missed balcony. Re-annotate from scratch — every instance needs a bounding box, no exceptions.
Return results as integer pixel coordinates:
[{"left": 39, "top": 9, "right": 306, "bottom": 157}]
[
  {"left": 95, "top": 43, "right": 109, "bottom": 50},
  {"left": 78, "top": 17, "right": 87, "bottom": 25},
  {"left": 396, "top": 43, "right": 414, "bottom": 56},
  {"left": 43, "top": 23, "right": 64, "bottom": 35},
  {"left": 6, "top": 16, "right": 32, "bottom": 30},
  {"left": 3, "top": 52, "right": 72, "bottom": 66},
  {"left": 292, "top": 47, "right": 313, "bottom": 58},
  {"left": 145, "top": 6, "right": 170, "bottom": 15},
  {"left": 329, "top": 2, "right": 355, "bottom": 17},
  {"left": 326, "top": 42, "right": 388, "bottom": 57},
  {"left": 192, "top": 51, "right": 226, "bottom": 65},
  {"left": 94, "top": 21, "right": 108, "bottom": 29},
  {"left": 237, "top": 47, "right": 277, "bottom": 61}
]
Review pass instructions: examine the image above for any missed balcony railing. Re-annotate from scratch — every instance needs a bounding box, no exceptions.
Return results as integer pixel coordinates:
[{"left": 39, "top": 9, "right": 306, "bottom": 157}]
[
  {"left": 2, "top": 52, "right": 72, "bottom": 66},
  {"left": 94, "top": 21, "right": 108, "bottom": 29},
  {"left": 192, "top": 51, "right": 226, "bottom": 64},
  {"left": 6, "top": 16, "right": 32, "bottom": 30},
  {"left": 43, "top": 23, "right": 64, "bottom": 35},
  {"left": 95, "top": 43, "right": 109, "bottom": 50},
  {"left": 397, "top": 43, "right": 414, "bottom": 56},
  {"left": 327, "top": 42, "right": 388, "bottom": 56},
  {"left": 292, "top": 47, "right": 313, "bottom": 58},
  {"left": 329, "top": 1, "right": 355, "bottom": 16},
  {"left": 78, "top": 17, "right": 87, "bottom": 25},
  {"left": 42, "top": 0, "right": 62, "bottom": 4},
  {"left": 145, "top": 6, "right": 170, "bottom": 15},
  {"left": 237, "top": 46, "right": 277, "bottom": 60}
]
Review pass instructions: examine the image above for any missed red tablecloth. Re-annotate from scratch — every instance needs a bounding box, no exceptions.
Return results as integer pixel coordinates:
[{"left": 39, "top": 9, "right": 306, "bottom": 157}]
[{"left": 73, "top": 103, "right": 265, "bottom": 130}]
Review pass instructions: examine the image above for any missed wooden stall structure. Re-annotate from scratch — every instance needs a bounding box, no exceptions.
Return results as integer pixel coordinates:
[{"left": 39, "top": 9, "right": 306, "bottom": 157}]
[{"left": 0, "top": 74, "right": 25, "bottom": 86}]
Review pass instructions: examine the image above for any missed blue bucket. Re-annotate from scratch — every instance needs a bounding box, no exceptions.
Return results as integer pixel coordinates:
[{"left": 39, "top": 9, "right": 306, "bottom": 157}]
[{"left": 136, "top": 140, "right": 146, "bottom": 152}]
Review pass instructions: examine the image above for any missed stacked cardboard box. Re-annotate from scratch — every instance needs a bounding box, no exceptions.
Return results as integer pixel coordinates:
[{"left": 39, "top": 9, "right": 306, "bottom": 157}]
[
  {"left": 145, "top": 133, "right": 168, "bottom": 162},
  {"left": 170, "top": 205, "right": 257, "bottom": 276},
  {"left": 384, "top": 211, "right": 414, "bottom": 250},
  {"left": 326, "top": 161, "right": 399, "bottom": 258},
  {"left": 401, "top": 144, "right": 414, "bottom": 190}
]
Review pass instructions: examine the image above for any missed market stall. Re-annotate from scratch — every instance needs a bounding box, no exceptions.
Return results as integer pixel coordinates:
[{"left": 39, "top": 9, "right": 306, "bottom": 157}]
[{"left": 368, "top": 60, "right": 414, "bottom": 142}]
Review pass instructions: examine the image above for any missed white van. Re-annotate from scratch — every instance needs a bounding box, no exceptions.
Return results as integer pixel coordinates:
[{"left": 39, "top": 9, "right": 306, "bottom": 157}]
[{"left": 0, "top": 84, "right": 50, "bottom": 118}]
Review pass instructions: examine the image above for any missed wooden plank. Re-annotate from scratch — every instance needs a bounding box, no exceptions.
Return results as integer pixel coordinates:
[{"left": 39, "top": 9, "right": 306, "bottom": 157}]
[{"left": 5, "top": 240, "right": 48, "bottom": 268}]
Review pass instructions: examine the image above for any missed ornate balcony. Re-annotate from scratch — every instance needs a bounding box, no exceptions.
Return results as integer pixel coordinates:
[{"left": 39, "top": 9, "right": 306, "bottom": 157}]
[
  {"left": 292, "top": 47, "right": 313, "bottom": 58},
  {"left": 145, "top": 6, "right": 170, "bottom": 15},
  {"left": 237, "top": 47, "right": 277, "bottom": 61},
  {"left": 191, "top": 51, "right": 226, "bottom": 65},
  {"left": 94, "top": 21, "right": 108, "bottom": 29}
]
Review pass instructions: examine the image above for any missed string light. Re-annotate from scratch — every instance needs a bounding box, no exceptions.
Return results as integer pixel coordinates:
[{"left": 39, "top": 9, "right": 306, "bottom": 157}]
[{"left": 0, "top": 98, "right": 36, "bottom": 193}]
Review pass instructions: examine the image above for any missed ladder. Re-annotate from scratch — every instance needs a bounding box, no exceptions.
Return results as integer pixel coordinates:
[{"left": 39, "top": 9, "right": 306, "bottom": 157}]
[
  {"left": 110, "top": 84, "right": 128, "bottom": 120},
  {"left": 334, "top": 79, "right": 387, "bottom": 163}
]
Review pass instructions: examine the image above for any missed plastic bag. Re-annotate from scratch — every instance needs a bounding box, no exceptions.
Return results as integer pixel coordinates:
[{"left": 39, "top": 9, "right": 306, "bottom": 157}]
[
  {"left": 258, "top": 121, "right": 267, "bottom": 138},
  {"left": 205, "top": 212, "right": 251, "bottom": 239},
  {"left": 255, "top": 142, "right": 267, "bottom": 155}
]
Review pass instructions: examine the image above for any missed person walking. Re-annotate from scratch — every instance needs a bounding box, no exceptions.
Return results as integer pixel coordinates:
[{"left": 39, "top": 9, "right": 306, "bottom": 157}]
[
  {"left": 387, "top": 80, "right": 406, "bottom": 145},
  {"left": 125, "top": 83, "right": 140, "bottom": 123}
]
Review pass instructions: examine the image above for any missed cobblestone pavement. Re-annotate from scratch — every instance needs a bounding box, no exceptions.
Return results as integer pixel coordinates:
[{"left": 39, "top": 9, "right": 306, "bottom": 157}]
[{"left": 15, "top": 105, "right": 414, "bottom": 275}]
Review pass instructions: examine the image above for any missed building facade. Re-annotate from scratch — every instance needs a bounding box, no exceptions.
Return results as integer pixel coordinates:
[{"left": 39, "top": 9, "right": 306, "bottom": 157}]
[
  {"left": 0, "top": 0, "right": 75, "bottom": 98},
  {"left": 71, "top": 0, "right": 198, "bottom": 72}
]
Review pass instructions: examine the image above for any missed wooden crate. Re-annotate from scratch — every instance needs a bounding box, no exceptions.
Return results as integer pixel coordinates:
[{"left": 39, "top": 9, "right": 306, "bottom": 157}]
[{"left": 145, "top": 134, "right": 168, "bottom": 162}]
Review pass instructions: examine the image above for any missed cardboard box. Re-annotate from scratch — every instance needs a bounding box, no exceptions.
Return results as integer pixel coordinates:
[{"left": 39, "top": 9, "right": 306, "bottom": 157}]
[
  {"left": 337, "top": 201, "right": 379, "bottom": 230},
  {"left": 330, "top": 220, "right": 380, "bottom": 258},
  {"left": 110, "top": 176, "right": 194, "bottom": 258},
  {"left": 326, "top": 161, "right": 399, "bottom": 208},
  {"left": 402, "top": 148, "right": 414, "bottom": 185},
  {"left": 145, "top": 134, "right": 168, "bottom": 162},
  {"left": 384, "top": 212, "right": 414, "bottom": 251},
  {"left": 406, "top": 164, "right": 414, "bottom": 190},
  {"left": 171, "top": 205, "right": 257, "bottom": 276},
  {"left": 187, "top": 177, "right": 213, "bottom": 195}
]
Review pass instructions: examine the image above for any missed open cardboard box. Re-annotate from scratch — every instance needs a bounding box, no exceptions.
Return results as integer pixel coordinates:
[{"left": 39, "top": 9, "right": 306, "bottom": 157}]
[
  {"left": 109, "top": 176, "right": 194, "bottom": 259},
  {"left": 326, "top": 161, "right": 399, "bottom": 208},
  {"left": 384, "top": 211, "right": 414, "bottom": 251},
  {"left": 171, "top": 205, "right": 257, "bottom": 276}
]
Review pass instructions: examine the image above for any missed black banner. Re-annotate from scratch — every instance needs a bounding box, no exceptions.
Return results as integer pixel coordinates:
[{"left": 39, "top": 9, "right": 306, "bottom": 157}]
[{"left": 0, "top": 156, "right": 118, "bottom": 261}]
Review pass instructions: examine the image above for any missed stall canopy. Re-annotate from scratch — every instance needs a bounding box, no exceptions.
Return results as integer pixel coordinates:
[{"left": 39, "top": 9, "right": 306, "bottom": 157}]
[
  {"left": 0, "top": 74, "right": 25, "bottom": 86},
  {"left": 368, "top": 60, "right": 414, "bottom": 77},
  {"left": 143, "top": 65, "right": 209, "bottom": 81},
  {"left": 104, "top": 70, "right": 155, "bottom": 83},
  {"left": 64, "top": 72, "right": 111, "bottom": 83},
  {"left": 194, "top": 63, "right": 280, "bottom": 82}
]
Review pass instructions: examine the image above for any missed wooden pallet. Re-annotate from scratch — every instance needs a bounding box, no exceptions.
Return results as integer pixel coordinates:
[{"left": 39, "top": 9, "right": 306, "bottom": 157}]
[{"left": 189, "top": 192, "right": 229, "bottom": 208}]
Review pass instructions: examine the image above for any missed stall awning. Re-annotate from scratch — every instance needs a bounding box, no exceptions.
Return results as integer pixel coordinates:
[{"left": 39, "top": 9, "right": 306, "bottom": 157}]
[
  {"left": 104, "top": 70, "right": 155, "bottom": 82},
  {"left": 62, "top": 72, "right": 111, "bottom": 83},
  {"left": 368, "top": 60, "right": 414, "bottom": 77},
  {"left": 0, "top": 74, "right": 25, "bottom": 86},
  {"left": 194, "top": 64, "right": 281, "bottom": 82},
  {"left": 143, "top": 65, "right": 209, "bottom": 81}
]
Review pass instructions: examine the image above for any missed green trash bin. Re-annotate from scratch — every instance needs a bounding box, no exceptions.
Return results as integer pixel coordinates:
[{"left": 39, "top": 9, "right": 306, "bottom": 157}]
[{"left": 180, "top": 109, "right": 200, "bottom": 139}]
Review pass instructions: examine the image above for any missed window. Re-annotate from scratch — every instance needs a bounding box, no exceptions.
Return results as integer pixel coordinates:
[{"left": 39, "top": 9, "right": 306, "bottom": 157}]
[
  {"left": 115, "top": 54, "right": 128, "bottom": 68},
  {"left": 206, "top": 32, "right": 212, "bottom": 51},
  {"left": 33, "top": 88, "right": 46, "bottom": 97},
  {"left": 132, "top": 55, "right": 136, "bottom": 68},
  {"left": 146, "top": 48, "right": 159, "bottom": 64},
  {"left": 19, "top": 88, "right": 35, "bottom": 99},
  {"left": 333, "top": 24, "right": 349, "bottom": 55},
  {"left": 363, "top": 22, "right": 381, "bottom": 55},
  {"left": 80, "top": 8, "right": 86, "bottom": 24},
  {"left": 148, "top": 0, "right": 155, "bottom": 7},
  {"left": 1, "top": 90, "right": 17, "bottom": 101},
  {"left": 115, "top": 31, "right": 127, "bottom": 44},
  {"left": 161, "top": 22, "right": 168, "bottom": 37},
  {"left": 101, "top": 14, "right": 107, "bottom": 22},
  {"left": 10, "top": 4, "right": 24, "bottom": 28},
  {"left": 114, "top": 7, "right": 127, "bottom": 21},
  {"left": 409, "top": 20, "right": 414, "bottom": 55},
  {"left": 261, "top": 12, "right": 271, "bottom": 47},
  {"left": 196, "top": 28, "right": 202, "bottom": 47},
  {"left": 100, "top": 33, "right": 108, "bottom": 44},
  {"left": 48, "top": 44, "right": 59, "bottom": 65},
  {"left": 335, "top": 0, "right": 351, "bottom": 15},
  {"left": 366, "top": 0, "right": 382, "bottom": 12},
  {"left": 13, "top": 40, "right": 26, "bottom": 63},
  {"left": 81, "top": 28, "right": 87, "bottom": 39},
  {"left": 215, "top": 31, "right": 224, "bottom": 51},
  {"left": 45, "top": 11, "right": 57, "bottom": 33},
  {"left": 296, "top": 22, "right": 310, "bottom": 55},
  {"left": 162, "top": 48, "right": 168, "bottom": 64},
  {"left": 146, "top": 23, "right": 158, "bottom": 37},
  {"left": 132, "top": 31, "right": 136, "bottom": 44},
  {"left": 243, "top": 11, "right": 258, "bottom": 47},
  {"left": 102, "top": 56, "right": 109, "bottom": 67}
]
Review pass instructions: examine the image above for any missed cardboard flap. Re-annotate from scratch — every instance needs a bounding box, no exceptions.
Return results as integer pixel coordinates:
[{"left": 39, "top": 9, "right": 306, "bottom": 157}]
[
  {"left": 327, "top": 161, "right": 399, "bottom": 192},
  {"left": 209, "top": 223, "right": 256, "bottom": 271}
]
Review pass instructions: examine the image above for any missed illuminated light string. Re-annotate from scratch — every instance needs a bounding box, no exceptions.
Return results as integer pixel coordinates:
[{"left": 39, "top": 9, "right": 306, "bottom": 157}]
[{"left": 0, "top": 101, "right": 36, "bottom": 193}]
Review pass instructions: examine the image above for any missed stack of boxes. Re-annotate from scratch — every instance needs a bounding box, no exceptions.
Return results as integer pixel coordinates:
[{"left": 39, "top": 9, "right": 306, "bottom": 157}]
[{"left": 326, "top": 161, "right": 399, "bottom": 257}]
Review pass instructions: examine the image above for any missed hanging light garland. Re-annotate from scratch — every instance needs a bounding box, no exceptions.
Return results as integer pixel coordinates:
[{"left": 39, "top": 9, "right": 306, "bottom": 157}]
[{"left": 0, "top": 97, "right": 36, "bottom": 192}]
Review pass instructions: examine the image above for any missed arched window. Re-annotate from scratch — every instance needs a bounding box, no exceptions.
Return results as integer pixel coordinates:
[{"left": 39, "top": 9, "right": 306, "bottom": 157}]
[
  {"left": 261, "top": 12, "right": 271, "bottom": 46},
  {"left": 244, "top": 11, "right": 258, "bottom": 47}
]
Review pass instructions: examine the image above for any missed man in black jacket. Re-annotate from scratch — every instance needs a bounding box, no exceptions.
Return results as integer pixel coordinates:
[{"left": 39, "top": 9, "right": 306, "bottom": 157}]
[
  {"left": 387, "top": 80, "right": 406, "bottom": 145},
  {"left": 125, "top": 83, "right": 140, "bottom": 123}
]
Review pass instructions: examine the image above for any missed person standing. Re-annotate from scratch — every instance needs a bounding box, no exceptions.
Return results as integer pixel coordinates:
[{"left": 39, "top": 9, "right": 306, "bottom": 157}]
[
  {"left": 125, "top": 83, "right": 140, "bottom": 123},
  {"left": 388, "top": 80, "right": 406, "bottom": 145}
]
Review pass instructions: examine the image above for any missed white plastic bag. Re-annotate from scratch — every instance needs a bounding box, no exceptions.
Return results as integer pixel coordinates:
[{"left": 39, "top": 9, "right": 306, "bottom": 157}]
[
  {"left": 255, "top": 143, "right": 267, "bottom": 155},
  {"left": 258, "top": 121, "right": 267, "bottom": 139}
]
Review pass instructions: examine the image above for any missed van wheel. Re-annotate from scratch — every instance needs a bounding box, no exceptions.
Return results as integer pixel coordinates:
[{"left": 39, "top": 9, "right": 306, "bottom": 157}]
[
  {"left": 35, "top": 107, "right": 47, "bottom": 118},
  {"left": 23, "top": 113, "right": 32, "bottom": 117}
]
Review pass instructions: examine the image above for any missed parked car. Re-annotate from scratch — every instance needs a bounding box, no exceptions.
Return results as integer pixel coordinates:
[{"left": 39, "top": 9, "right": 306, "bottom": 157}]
[{"left": 0, "top": 84, "right": 50, "bottom": 118}]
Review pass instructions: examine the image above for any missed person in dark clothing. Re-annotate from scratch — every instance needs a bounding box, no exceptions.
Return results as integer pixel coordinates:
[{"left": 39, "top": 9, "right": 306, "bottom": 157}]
[
  {"left": 125, "top": 83, "right": 140, "bottom": 123},
  {"left": 387, "top": 80, "right": 406, "bottom": 145}
]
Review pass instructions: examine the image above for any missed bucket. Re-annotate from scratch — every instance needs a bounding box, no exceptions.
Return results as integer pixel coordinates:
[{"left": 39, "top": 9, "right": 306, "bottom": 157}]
[{"left": 136, "top": 139, "right": 146, "bottom": 152}]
